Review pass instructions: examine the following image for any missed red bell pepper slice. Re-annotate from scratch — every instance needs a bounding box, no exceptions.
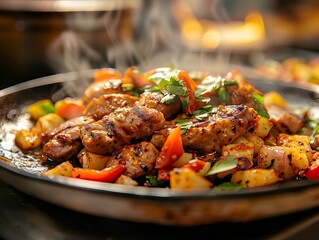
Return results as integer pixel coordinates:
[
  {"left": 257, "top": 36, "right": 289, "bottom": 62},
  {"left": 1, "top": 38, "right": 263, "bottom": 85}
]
[
  {"left": 182, "top": 159, "right": 206, "bottom": 172},
  {"left": 178, "top": 70, "right": 197, "bottom": 114},
  {"left": 71, "top": 164, "right": 125, "bottom": 182},
  {"left": 56, "top": 103, "right": 84, "bottom": 120},
  {"left": 305, "top": 161, "right": 319, "bottom": 180},
  {"left": 155, "top": 126, "right": 184, "bottom": 169},
  {"left": 158, "top": 166, "right": 174, "bottom": 181}
]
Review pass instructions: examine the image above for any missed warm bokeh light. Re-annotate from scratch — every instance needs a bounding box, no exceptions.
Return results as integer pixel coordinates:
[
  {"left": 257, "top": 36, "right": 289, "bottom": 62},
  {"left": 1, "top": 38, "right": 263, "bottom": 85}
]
[{"left": 174, "top": 0, "right": 266, "bottom": 51}]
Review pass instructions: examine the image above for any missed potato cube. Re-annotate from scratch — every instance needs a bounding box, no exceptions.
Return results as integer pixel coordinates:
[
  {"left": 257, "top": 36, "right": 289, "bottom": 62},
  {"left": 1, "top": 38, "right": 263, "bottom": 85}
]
[{"left": 15, "top": 128, "right": 42, "bottom": 150}]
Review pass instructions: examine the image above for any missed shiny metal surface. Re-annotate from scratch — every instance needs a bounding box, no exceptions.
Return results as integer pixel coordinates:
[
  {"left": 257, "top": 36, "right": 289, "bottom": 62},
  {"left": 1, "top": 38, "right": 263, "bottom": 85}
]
[
  {"left": 0, "top": 0, "right": 141, "bottom": 12},
  {"left": 1, "top": 71, "right": 319, "bottom": 225}
]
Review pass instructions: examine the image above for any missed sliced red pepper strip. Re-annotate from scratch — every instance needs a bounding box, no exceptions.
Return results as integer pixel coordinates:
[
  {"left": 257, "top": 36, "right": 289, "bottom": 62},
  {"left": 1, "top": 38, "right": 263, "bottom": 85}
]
[
  {"left": 182, "top": 159, "right": 206, "bottom": 172},
  {"left": 71, "top": 164, "right": 125, "bottom": 182},
  {"left": 158, "top": 166, "right": 174, "bottom": 181},
  {"left": 178, "top": 70, "right": 197, "bottom": 114},
  {"left": 155, "top": 126, "right": 184, "bottom": 169},
  {"left": 56, "top": 103, "right": 84, "bottom": 120},
  {"left": 305, "top": 162, "right": 319, "bottom": 180}
]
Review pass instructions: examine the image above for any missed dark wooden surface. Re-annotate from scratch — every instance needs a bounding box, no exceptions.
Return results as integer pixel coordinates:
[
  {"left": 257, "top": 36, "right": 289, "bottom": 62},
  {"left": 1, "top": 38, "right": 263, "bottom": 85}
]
[{"left": 1, "top": 180, "right": 319, "bottom": 240}]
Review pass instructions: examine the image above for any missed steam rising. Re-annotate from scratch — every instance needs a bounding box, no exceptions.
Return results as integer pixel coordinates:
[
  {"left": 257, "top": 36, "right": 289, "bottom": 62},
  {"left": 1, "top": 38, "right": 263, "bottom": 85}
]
[{"left": 47, "top": 0, "right": 248, "bottom": 98}]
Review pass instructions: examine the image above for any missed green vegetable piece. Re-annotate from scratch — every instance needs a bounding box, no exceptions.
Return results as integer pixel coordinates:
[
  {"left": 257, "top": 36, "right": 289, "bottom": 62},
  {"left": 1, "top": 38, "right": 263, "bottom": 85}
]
[
  {"left": 145, "top": 175, "right": 167, "bottom": 187},
  {"left": 253, "top": 93, "right": 270, "bottom": 118},
  {"left": 214, "top": 182, "right": 244, "bottom": 191},
  {"left": 217, "top": 86, "right": 228, "bottom": 104},
  {"left": 39, "top": 103, "right": 55, "bottom": 115},
  {"left": 176, "top": 119, "right": 193, "bottom": 134},
  {"left": 310, "top": 124, "right": 319, "bottom": 145},
  {"left": 206, "top": 155, "right": 238, "bottom": 176}
]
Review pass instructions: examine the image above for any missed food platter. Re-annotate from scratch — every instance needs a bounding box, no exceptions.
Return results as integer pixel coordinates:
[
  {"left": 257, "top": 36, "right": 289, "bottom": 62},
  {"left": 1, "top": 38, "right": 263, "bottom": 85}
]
[{"left": 1, "top": 70, "right": 319, "bottom": 226}]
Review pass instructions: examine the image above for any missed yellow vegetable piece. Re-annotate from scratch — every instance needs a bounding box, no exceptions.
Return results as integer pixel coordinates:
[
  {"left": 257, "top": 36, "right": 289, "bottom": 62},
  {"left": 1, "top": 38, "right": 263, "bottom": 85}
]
[
  {"left": 28, "top": 99, "right": 55, "bottom": 121},
  {"left": 15, "top": 128, "right": 42, "bottom": 150},
  {"left": 36, "top": 113, "right": 64, "bottom": 133},
  {"left": 170, "top": 168, "right": 212, "bottom": 191},
  {"left": 263, "top": 91, "right": 287, "bottom": 108},
  {"left": 42, "top": 161, "right": 73, "bottom": 177},
  {"left": 231, "top": 169, "right": 281, "bottom": 188}
]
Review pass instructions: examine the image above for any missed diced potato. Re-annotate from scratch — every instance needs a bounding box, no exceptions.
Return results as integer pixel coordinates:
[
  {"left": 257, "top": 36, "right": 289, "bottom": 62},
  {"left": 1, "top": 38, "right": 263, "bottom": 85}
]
[
  {"left": 170, "top": 168, "right": 212, "bottom": 191},
  {"left": 290, "top": 147, "right": 309, "bottom": 171},
  {"left": 233, "top": 136, "right": 250, "bottom": 145},
  {"left": 171, "top": 152, "right": 194, "bottom": 168},
  {"left": 245, "top": 133, "right": 264, "bottom": 155},
  {"left": 222, "top": 143, "right": 254, "bottom": 163},
  {"left": 15, "top": 128, "right": 42, "bottom": 150},
  {"left": 277, "top": 133, "right": 312, "bottom": 163},
  {"left": 42, "top": 161, "right": 73, "bottom": 177},
  {"left": 28, "top": 99, "right": 55, "bottom": 120},
  {"left": 231, "top": 169, "right": 281, "bottom": 188},
  {"left": 263, "top": 91, "right": 288, "bottom": 108},
  {"left": 78, "top": 149, "right": 110, "bottom": 170},
  {"left": 254, "top": 116, "right": 274, "bottom": 138},
  {"left": 115, "top": 175, "right": 138, "bottom": 186},
  {"left": 36, "top": 113, "right": 64, "bottom": 133}
]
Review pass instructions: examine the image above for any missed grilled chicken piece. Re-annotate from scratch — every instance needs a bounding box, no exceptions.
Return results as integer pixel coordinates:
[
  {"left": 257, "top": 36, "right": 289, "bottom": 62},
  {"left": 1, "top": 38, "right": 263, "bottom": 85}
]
[
  {"left": 84, "top": 94, "right": 139, "bottom": 120},
  {"left": 151, "top": 104, "right": 257, "bottom": 153},
  {"left": 136, "top": 92, "right": 181, "bottom": 120},
  {"left": 47, "top": 116, "right": 95, "bottom": 139},
  {"left": 81, "top": 106, "right": 166, "bottom": 155},
  {"left": 82, "top": 79, "right": 123, "bottom": 105},
  {"left": 43, "top": 140, "right": 82, "bottom": 162},
  {"left": 43, "top": 116, "right": 95, "bottom": 162},
  {"left": 106, "top": 142, "right": 159, "bottom": 179}
]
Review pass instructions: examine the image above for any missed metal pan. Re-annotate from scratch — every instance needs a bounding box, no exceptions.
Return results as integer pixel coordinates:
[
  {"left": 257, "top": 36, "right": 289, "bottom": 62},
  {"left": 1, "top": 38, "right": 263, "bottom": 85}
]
[{"left": 1, "top": 71, "right": 319, "bottom": 226}]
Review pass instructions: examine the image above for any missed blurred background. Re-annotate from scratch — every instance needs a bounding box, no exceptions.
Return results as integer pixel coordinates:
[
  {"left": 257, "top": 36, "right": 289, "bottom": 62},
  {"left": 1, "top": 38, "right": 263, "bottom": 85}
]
[{"left": 1, "top": 0, "right": 319, "bottom": 89}]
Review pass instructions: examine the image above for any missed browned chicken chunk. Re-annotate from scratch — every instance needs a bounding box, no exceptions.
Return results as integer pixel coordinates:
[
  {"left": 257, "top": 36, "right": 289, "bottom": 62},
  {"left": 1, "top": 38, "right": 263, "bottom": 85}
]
[
  {"left": 43, "top": 116, "right": 95, "bottom": 162},
  {"left": 136, "top": 92, "right": 181, "bottom": 120},
  {"left": 84, "top": 93, "right": 139, "bottom": 120},
  {"left": 151, "top": 104, "right": 257, "bottom": 153},
  {"left": 106, "top": 141, "right": 159, "bottom": 179},
  {"left": 82, "top": 79, "right": 123, "bottom": 105},
  {"left": 81, "top": 106, "right": 166, "bottom": 155}
]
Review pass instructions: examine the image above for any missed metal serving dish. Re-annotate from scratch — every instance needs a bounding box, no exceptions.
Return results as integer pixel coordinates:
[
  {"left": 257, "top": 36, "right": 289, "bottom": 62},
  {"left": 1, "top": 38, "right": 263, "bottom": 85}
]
[{"left": 1, "top": 71, "right": 319, "bottom": 226}]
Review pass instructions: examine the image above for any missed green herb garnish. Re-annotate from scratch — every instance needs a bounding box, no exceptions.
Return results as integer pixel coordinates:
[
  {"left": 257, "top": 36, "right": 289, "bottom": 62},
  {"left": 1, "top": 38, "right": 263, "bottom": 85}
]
[
  {"left": 192, "top": 105, "right": 217, "bottom": 120},
  {"left": 217, "top": 86, "right": 228, "bottom": 104},
  {"left": 176, "top": 119, "right": 193, "bottom": 134},
  {"left": 253, "top": 93, "right": 270, "bottom": 118},
  {"left": 122, "top": 83, "right": 135, "bottom": 91},
  {"left": 145, "top": 175, "right": 167, "bottom": 187},
  {"left": 206, "top": 155, "right": 238, "bottom": 176},
  {"left": 214, "top": 182, "right": 244, "bottom": 191}
]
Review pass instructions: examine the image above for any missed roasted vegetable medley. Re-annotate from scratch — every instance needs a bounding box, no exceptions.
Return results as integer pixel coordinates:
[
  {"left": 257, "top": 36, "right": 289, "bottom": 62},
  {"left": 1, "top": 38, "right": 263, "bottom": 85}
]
[{"left": 15, "top": 67, "right": 319, "bottom": 191}]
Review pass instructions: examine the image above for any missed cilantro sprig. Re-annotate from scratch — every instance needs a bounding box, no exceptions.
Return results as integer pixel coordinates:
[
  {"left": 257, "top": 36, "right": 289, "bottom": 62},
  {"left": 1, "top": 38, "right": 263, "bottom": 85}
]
[
  {"left": 206, "top": 155, "right": 238, "bottom": 176},
  {"left": 192, "top": 105, "right": 217, "bottom": 120},
  {"left": 195, "top": 75, "right": 238, "bottom": 104},
  {"left": 176, "top": 119, "right": 193, "bottom": 134},
  {"left": 148, "top": 69, "right": 188, "bottom": 105},
  {"left": 253, "top": 93, "right": 270, "bottom": 118}
]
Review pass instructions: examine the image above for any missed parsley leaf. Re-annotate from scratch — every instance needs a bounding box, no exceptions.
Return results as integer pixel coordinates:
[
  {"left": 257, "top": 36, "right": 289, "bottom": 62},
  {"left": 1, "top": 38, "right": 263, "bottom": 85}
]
[
  {"left": 176, "top": 119, "right": 193, "bottom": 134},
  {"left": 253, "top": 93, "right": 270, "bottom": 118},
  {"left": 145, "top": 175, "right": 167, "bottom": 187},
  {"left": 214, "top": 182, "right": 244, "bottom": 191},
  {"left": 192, "top": 105, "right": 217, "bottom": 120},
  {"left": 206, "top": 155, "right": 238, "bottom": 176},
  {"left": 160, "top": 92, "right": 178, "bottom": 104}
]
